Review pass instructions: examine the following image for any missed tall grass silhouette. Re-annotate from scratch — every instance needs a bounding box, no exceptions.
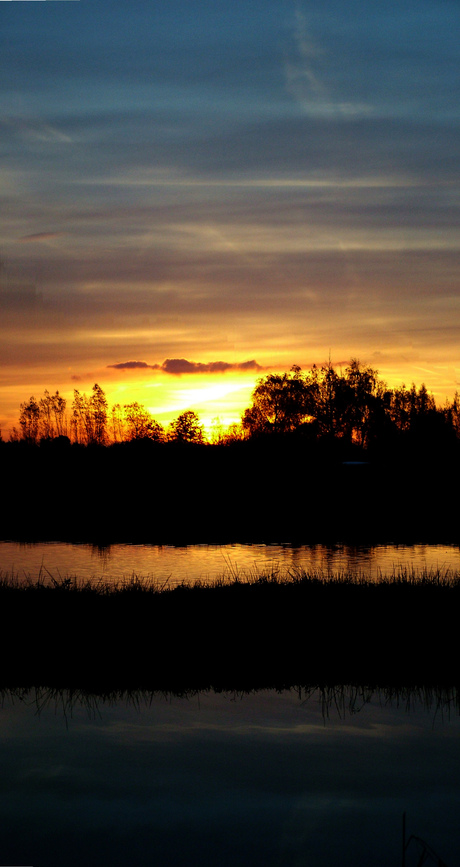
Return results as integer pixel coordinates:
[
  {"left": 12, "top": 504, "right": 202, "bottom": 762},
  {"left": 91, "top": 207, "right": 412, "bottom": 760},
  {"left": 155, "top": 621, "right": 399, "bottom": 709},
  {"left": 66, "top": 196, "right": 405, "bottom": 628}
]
[{"left": 1, "top": 565, "right": 459, "bottom": 691}]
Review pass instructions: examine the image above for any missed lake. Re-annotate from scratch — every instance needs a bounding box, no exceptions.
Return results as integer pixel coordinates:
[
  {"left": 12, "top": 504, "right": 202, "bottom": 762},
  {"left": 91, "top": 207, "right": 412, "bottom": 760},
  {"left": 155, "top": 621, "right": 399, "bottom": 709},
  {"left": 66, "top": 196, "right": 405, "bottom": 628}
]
[
  {"left": 2, "top": 541, "right": 460, "bottom": 866},
  {"left": 1, "top": 540, "right": 460, "bottom": 585},
  {"left": 0, "top": 686, "right": 458, "bottom": 867}
]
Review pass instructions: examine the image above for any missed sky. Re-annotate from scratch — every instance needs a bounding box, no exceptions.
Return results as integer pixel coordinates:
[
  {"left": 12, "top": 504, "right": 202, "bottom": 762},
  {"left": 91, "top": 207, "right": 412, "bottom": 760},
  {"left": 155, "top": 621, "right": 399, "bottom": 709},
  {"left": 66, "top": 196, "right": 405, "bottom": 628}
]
[{"left": 1, "top": 0, "right": 459, "bottom": 435}]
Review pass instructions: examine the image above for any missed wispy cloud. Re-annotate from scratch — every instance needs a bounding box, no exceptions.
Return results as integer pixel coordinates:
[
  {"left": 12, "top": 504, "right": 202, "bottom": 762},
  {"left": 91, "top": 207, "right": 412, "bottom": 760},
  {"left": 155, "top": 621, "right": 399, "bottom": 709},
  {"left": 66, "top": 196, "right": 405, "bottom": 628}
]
[
  {"left": 285, "top": 5, "right": 373, "bottom": 118},
  {"left": 87, "top": 170, "right": 415, "bottom": 189},
  {"left": 285, "top": 6, "right": 326, "bottom": 101},
  {"left": 16, "top": 232, "right": 65, "bottom": 243},
  {"left": 1, "top": 116, "right": 72, "bottom": 144}
]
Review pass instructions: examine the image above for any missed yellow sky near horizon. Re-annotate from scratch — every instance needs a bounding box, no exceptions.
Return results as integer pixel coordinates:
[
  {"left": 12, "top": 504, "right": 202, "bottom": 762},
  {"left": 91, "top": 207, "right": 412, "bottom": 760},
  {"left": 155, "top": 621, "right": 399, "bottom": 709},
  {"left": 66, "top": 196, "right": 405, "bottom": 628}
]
[
  {"left": 1, "top": 1, "right": 459, "bottom": 437},
  {"left": 2, "top": 343, "right": 459, "bottom": 440}
]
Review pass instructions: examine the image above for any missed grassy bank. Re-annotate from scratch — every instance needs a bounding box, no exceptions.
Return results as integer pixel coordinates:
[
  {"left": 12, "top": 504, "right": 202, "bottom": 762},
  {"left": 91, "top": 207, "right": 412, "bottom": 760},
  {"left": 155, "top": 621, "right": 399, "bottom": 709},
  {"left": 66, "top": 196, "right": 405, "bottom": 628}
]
[{"left": 3, "top": 567, "right": 460, "bottom": 691}]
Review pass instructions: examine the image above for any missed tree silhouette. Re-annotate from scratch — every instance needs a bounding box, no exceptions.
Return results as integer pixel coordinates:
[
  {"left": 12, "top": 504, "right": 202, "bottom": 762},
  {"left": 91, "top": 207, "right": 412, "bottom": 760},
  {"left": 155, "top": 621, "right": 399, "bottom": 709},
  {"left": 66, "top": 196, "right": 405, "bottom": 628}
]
[
  {"left": 168, "top": 410, "right": 204, "bottom": 443},
  {"left": 339, "top": 359, "right": 383, "bottom": 445},
  {"left": 242, "top": 366, "right": 314, "bottom": 437},
  {"left": 18, "top": 397, "right": 41, "bottom": 444},
  {"left": 123, "top": 402, "right": 164, "bottom": 442},
  {"left": 240, "top": 358, "right": 444, "bottom": 447},
  {"left": 110, "top": 403, "right": 125, "bottom": 443},
  {"left": 16, "top": 390, "right": 67, "bottom": 444},
  {"left": 72, "top": 384, "right": 108, "bottom": 445},
  {"left": 9, "top": 358, "right": 460, "bottom": 452},
  {"left": 39, "top": 390, "right": 67, "bottom": 439}
]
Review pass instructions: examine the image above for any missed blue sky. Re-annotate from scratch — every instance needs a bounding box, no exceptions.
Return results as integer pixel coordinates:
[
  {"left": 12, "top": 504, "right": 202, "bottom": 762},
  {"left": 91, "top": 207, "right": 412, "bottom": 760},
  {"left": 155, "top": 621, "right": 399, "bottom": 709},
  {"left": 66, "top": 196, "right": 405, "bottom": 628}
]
[{"left": 1, "top": 0, "right": 459, "bottom": 430}]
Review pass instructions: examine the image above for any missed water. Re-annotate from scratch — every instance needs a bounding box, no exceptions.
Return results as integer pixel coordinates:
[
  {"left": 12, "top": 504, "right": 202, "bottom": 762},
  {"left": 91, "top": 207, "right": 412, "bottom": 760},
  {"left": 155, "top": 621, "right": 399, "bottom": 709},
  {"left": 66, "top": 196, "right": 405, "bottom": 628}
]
[
  {"left": 0, "top": 540, "right": 459, "bottom": 585},
  {"left": 2, "top": 541, "right": 459, "bottom": 866},
  {"left": 0, "top": 687, "right": 458, "bottom": 867}
]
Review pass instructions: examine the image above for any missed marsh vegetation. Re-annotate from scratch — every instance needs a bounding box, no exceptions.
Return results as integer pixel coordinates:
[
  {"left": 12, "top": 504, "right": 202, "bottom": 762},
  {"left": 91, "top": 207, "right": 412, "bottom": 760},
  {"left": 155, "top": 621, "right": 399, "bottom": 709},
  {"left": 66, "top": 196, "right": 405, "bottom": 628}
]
[{"left": 2, "top": 566, "right": 459, "bottom": 691}]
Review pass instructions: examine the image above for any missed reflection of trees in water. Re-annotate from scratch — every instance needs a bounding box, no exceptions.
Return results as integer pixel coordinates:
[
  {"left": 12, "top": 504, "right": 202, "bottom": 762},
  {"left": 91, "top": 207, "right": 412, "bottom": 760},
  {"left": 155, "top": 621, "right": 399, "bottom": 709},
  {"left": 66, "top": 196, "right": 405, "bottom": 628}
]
[{"left": 91, "top": 542, "right": 112, "bottom": 568}]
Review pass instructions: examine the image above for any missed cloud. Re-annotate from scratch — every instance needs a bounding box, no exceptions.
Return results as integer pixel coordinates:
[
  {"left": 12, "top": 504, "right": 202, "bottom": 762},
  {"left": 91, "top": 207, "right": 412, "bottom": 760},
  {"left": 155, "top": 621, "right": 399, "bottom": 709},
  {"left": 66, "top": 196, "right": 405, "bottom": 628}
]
[
  {"left": 108, "top": 358, "right": 263, "bottom": 375},
  {"left": 17, "top": 232, "right": 65, "bottom": 243},
  {"left": 285, "top": 5, "right": 373, "bottom": 119},
  {"left": 1, "top": 116, "right": 72, "bottom": 144},
  {"left": 286, "top": 6, "right": 326, "bottom": 102},
  {"left": 0, "top": 287, "right": 44, "bottom": 311},
  {"left": 161, "top": 358, "right": 263, "bottom": 375},
  {"left": 107, "top": 360, "right": 160, "bottom": 370}
]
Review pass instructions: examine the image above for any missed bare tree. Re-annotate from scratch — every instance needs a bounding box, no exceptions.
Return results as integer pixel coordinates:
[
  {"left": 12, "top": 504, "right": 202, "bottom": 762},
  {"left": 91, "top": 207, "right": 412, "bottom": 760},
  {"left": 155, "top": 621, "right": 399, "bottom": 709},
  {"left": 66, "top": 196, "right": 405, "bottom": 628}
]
[
  {"left": 38, "top": 390, "right": 67, "bottom": 439},
  {"left": 18, "top": 397, "right": 41, "bottom": 444},
  {"left": 72, "top": 384, "right": 108, "bottom": 445}
]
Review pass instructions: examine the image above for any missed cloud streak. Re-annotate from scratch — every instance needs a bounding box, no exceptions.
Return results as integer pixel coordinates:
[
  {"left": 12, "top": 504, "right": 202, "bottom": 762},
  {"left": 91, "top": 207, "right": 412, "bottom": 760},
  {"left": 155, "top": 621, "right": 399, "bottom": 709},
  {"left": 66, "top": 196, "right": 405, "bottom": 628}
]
[
  {"left": 17, "top": 232, "right": 65, "bottom": 243},
  {"left": 108, "top": 359, "right": 263, "bottom": 375},
  {"left": 0, "top": 0, "right": 459, "bottom": 430},
  {"left": 285, "top": 5, "right": 373, "bottom": 119},
  {"left": 107, "top": 361, "right": 158, "bottom": 371}
]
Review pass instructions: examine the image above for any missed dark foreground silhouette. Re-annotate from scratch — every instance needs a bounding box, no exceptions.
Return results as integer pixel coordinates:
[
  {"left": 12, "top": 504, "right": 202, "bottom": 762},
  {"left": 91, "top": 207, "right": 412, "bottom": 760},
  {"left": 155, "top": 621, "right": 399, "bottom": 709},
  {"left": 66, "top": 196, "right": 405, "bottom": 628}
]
[
  {"left": 7, "top": 358, "right": 460, "bottom": 544},
  {"left": 2, "top": 435, "right": 460, "bottom": 544},
  {"left": 3, "top": 571, "right": 460, "bottom": 692}
]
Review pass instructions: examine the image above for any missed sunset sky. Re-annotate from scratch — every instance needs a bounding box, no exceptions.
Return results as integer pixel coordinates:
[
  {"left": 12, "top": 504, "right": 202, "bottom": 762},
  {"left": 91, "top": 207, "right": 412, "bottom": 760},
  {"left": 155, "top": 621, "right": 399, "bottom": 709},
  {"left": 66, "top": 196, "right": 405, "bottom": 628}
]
[{"left": 1, "top": 0, "right": 459, "bottom": 434}]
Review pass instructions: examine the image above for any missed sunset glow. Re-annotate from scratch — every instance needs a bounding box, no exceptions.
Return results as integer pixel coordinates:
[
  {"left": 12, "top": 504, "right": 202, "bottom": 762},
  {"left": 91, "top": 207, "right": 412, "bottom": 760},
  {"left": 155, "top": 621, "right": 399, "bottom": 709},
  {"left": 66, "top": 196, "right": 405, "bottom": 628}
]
[{"left": 1, "top": 0, "right": 459, "bottom": 436}]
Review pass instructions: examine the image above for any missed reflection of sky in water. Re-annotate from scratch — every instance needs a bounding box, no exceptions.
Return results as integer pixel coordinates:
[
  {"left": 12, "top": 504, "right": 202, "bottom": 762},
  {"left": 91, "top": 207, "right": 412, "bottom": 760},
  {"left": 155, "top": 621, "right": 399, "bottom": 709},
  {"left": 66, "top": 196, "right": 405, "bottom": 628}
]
[
  {"left": 0, "top": 689, "right": 458, "bottom": 867},
  {"left": 1, "top": 541, "right": 460, "bottom": 584}
]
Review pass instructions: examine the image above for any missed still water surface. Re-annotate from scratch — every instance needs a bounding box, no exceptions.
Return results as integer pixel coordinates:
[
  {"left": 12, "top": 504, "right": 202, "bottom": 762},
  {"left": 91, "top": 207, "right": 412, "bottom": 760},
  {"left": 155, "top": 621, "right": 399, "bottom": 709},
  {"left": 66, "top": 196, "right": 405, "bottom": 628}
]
[
  {"left": 2, "top": 541, "right": 459, "bottom": 866},
  {"left": 1, "top": 540, "right": 460, "bottom": 584},
  {"left": 0, "top": 688, "right": 458, "bottom": 867}
]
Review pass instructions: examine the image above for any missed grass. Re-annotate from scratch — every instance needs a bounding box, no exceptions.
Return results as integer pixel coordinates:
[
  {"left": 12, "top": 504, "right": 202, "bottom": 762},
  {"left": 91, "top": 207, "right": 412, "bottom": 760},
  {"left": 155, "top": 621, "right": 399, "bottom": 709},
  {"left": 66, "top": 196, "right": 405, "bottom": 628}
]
[
  {"left": 1, "top": 565, "right": 459, "bottom": 692},
  {"left": 2, "top": 561, "right": 459, "bottom": 592}
]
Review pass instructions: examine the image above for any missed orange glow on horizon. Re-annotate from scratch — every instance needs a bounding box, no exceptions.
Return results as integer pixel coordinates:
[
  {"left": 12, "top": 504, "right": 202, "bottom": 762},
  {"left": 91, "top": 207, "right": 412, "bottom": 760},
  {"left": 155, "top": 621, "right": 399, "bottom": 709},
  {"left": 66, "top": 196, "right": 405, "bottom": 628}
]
[
  {"left": 0, "top": 369, "right": 261, "bottom": 439},
  {"left": 2, "top": 355, "right": 459, "bottom": 442}
]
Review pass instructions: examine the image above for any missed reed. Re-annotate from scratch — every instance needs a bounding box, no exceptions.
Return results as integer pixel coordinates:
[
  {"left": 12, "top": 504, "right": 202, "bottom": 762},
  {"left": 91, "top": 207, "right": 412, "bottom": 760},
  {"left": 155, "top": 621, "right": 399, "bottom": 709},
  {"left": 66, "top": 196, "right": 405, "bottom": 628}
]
[{"left": 0, "top": 562, "right": 459, "bottom": 598}]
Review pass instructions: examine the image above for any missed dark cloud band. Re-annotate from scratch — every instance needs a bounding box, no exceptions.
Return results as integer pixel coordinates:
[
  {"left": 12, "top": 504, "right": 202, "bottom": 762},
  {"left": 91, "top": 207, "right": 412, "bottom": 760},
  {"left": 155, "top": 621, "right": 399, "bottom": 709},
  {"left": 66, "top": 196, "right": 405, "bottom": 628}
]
[
  {"left": 108, "top": 358, "right": 262, "bottom": 375},
  {"left": 107, "top": 361, "right": 159, "bottom": 370}
]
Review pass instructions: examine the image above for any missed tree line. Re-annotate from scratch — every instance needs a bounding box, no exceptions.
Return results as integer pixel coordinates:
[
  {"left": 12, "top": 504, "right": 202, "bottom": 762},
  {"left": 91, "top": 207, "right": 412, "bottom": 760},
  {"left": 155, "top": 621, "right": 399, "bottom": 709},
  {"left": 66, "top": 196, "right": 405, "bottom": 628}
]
[
  {"left": 241, "top": 359, "right": 460, "bottom": 447},
  {"left": 8, "top": 384, "right": 206, "bottom": 446},
  {"left": 5, "top": 358, "right": 460, "bottom": 450}
]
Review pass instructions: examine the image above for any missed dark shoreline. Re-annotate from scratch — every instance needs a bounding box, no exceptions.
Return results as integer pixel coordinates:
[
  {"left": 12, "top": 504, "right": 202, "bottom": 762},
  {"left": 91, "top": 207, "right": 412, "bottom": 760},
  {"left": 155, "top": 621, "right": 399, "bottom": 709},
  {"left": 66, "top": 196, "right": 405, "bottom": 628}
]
[
  {"left": 2, "top": 438, "right": 460, "bottom": 545},
  {"left": 3, "top": 436, "right": 459, "bottom": 691},
  {"left": 3, "top": 571, "right": 460, "bottom": 692}
]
